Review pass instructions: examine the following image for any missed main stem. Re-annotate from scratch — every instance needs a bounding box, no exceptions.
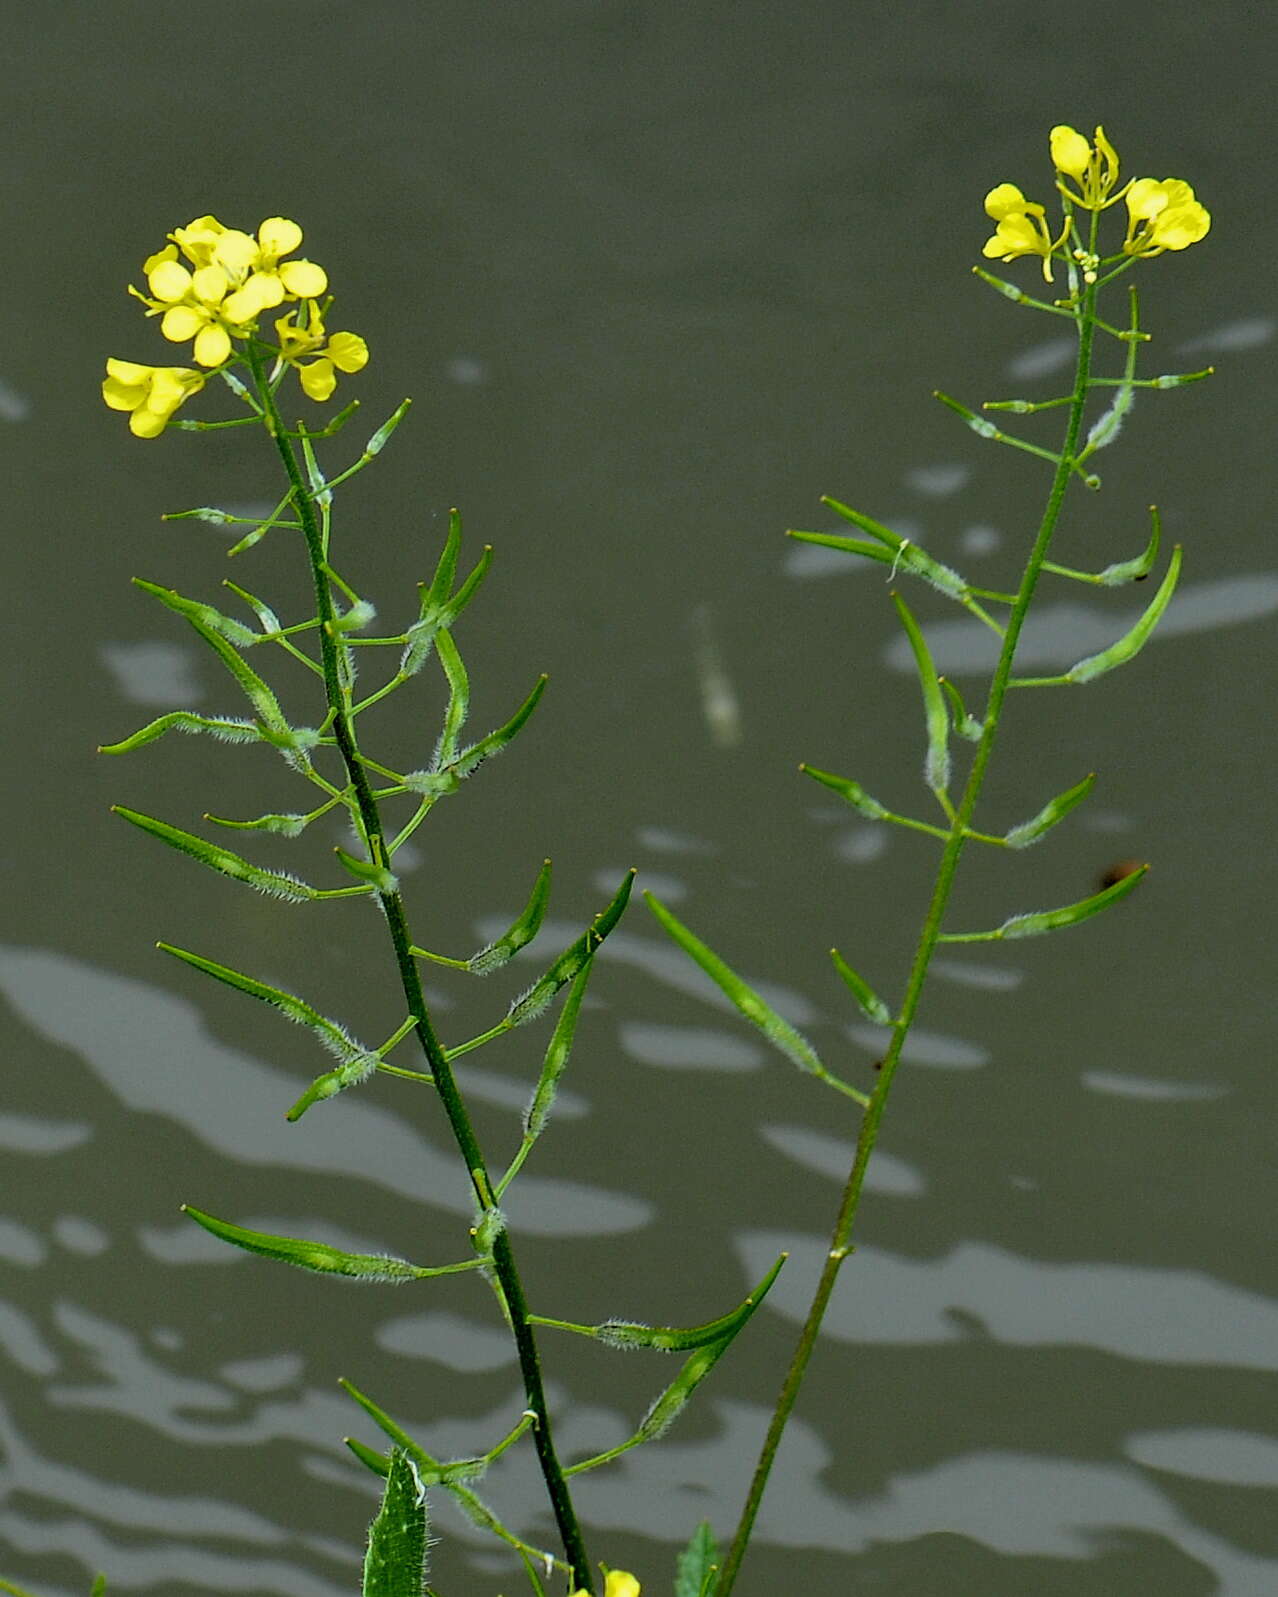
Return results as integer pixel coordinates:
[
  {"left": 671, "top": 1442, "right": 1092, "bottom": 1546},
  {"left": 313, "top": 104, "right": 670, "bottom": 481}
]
[
  {"left": 248, "top": 350, "right": 594, "bottom": 1593},
  {"left": 717, "top": 282, "right": 1098, "bottom": 1593}
]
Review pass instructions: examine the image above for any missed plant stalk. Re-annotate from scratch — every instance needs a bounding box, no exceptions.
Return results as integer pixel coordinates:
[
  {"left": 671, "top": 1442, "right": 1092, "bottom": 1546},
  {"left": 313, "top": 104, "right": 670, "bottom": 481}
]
[
  {"left": 717, "top": 280, "right": 1099, "bottom": 1594},
  {"left": 247, "top": 346, "right": 594, "bottom": 1593}
]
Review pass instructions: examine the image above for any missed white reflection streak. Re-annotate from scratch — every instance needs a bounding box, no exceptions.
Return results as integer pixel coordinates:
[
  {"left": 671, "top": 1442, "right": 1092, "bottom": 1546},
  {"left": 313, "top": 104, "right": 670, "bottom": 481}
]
[
  {"left": 0, "top": 946, "right": 650, "bottom": 1239},
  {"left": 689, "top": 602, "right": 743, "bottom": 748},
  {"left": 566, "top": 1396, "right": 1278, "bottom": 1592},
  {"left": 883, "top": 574, "right": 1278, "bottom": 677},
  {"left": 737, "top": 1231, "right": 1278, "bottom": 1368}
]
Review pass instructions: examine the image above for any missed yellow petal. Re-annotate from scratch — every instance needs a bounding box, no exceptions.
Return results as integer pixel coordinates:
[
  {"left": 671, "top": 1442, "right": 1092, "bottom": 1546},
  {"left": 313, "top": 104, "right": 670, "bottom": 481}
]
[
  {"left": 191, "top": 262, "right": 232, "bottom": 304},
  {"left": 213, "top": 229, "right": 260, "bottom": 277},
  {"left": 297, "top": 357, "right": 337, "bottom": 401},
  {"left": 148, "top": 259, "right": 193, "bottom": 302},
  {"left": 1125, "top": 177, "right": 1170, "bottom": 221},
  {"left": 984, "top": 182, "right": 1028, "bottom": 219},
  {"left": 105, "top": 358, "right": 154, "bottom": 385},
  {"left": 161, "top": 304, "right": 204, "bottom": 342},
  {"left": 102, "top": 376, "right": 143, "bottom": 410},
  {"left": 327, "top": 331, "right": 369, "bottom": 372},
  {"left": 1151, "top": 201, "right": 1211, "bottom": 249},
  {"left": 279, "top": 258, "right": 328, "bottom": 298},
  {"left": 128, "top": 406, "right": 169, "bottom": 438},
  {"left": 1049, "top": 125, "right": 1090, "bottom": 180},
  {"left": 193, "top": 323, "right": 232, "bottom": 366},
  {"left": 258, "top": 216, "right": 303, "bottom": 258},
  {"left": 604, "top": 1574, "right": 641, "bottom": 1597},
  {"left": 225, "top": 272, "right": 284, "bottom": 322},
  {"left": 142, "top": 244, "right": 179, "bottom": 275}
]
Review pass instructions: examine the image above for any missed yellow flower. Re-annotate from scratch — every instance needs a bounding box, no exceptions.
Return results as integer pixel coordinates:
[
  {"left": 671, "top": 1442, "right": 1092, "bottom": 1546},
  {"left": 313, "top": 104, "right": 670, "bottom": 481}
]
[
  {"left": 1122, "top": 177, "right": 1211, "bottom": 256},
  {"left": 131, "top": 247, "right": 251, "bottom": 367},
  {"left": 569, "top": 1573, "right": 640, "bottom": 1597},
  {"left": 130, "top": 216, "right": 331, "bottom": 363},
  {"left": 1050, "top": 123, "right": 1125, "bottom": 210},
  {"left": 274, "top": 303, "right": 369, "bottom": 400},
  {"left": 236, "top": 217, "right": 328, "bottom": 308},
  {"left": 101, "top": 359, "right": 205, "bottom": 438},
  {"left": 981, "top": 183, "right": 1061, "bottom": 281}
]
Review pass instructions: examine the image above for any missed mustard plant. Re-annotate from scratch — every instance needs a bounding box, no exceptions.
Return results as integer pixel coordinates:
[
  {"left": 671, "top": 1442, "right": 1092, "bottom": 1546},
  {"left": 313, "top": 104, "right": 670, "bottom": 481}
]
[
  {"left": 96, "top": 214, "right": 776, "bottom": 1597},
  {"left": 642, "top": 123, "right": 1212, "bottom": 1594}
]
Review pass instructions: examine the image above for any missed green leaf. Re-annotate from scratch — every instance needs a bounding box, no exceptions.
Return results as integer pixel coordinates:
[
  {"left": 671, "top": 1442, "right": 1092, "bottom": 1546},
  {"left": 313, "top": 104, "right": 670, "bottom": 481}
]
[
  {"left": 469, "top": 859, "right": 553, "bottom": 975},
  {"left": 892, "top": 590, "right": 950, "bottom": 795},
  {"left": 532, "top": 1254, "right": 786, "bottom": 1352},
  {"left": 1003, "top": 773, "right": 1096, "bottom": 849},
  {"left": 181, "top": 1206, "right": 479, "bottom": 1281},
  {"left": 111, "top": 807, "right": 321, "bottom": 900},
  {"left": 507, "top": 870, "right": 635, "bottom": 1027},
  {"left": 645, "top": 894, "right": 873, "bottom": 1106},
  {"left": 675, "top": 1522, "right": 721, "bottom": 1597},
  {"left": 362, "top": 1449, "right": 430, "bottom": 1597}
]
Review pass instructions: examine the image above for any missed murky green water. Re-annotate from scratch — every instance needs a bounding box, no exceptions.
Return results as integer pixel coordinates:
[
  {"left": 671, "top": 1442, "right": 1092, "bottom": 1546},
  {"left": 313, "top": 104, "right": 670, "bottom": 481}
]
[{"left": 3, "top": 4, "right": 1276, "bottom": 1594}]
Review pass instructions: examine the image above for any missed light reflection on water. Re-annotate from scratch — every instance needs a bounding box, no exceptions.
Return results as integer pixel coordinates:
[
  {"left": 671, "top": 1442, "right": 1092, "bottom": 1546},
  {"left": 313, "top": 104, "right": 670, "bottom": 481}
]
[
  {"left": 882, "top": 572, "right": 1278, "bottom": 677},
  {"left": 0, "top": 945, "right": 649, "bottom": 1239},
  {"left": 736, "top": 1230, "right": 1278, "bottom": 1366}
]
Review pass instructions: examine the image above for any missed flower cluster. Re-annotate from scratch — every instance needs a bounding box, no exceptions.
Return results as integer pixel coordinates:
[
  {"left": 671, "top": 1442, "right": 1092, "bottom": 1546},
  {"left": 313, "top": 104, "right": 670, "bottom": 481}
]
[
  {"left": 981, "top": 125, "right": 1209, "bottom": 283},
  {"left": 103, "top": 214, "right": 368, "bottom": 437}
]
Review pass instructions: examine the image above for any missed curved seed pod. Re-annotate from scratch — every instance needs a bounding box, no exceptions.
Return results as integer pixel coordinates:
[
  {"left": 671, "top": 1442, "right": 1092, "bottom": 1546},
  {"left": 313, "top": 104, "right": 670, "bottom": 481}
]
[
  {"left": 204, "top": 811, "right": 312, "bottom": 837},
  {"left": 181, "top": 1207, "right": 475, "bottom": 1282},
  {"left": 286, "top": 1052, "right": 381, "bottom": 1120},
  {"left": 1065, "top": 546, "right": 1182, "bottom": 683},
  {"left": 800, "top": 764, "right": 888, "bottom": 819},
  {"left": 644, "top": 895, "right": 853, "bottom": 1095},
  {"left": 593, "top": 1254, "right": 785, "bottom": 1352},
  {"left": 891, "top": 591, "right": 950, "bottom": 796},
  {"left": 1096, "top": 506, "right": 1162, "bottom": 585},
  {"left": 404, "top": 676, "right": 547, "bottom": 798},
  {"left": 819, "top": 498, "right": 971, "bottom": 602},
  {"left": 335, "top": 846, "right": 398, "bottom": 893},
  {"left": 999, "top": 866, "right": 1148, "bottom": 938},
  {"left": 99, "top": 711, "right": 262, "bottom": 754},
  {"left": 365, "top": 399, "right": 412, "bottom": 458},
  {"left": 159, "top": 943, "right": 368, "bottom": 1061},
  {"left": 523, "top": 958, "right": 594, "bottom": 1142},
  {"left": 1003, "top": 773, "right": 1096, "bottom": 849},
  {"left": 134, "top": 579, "right": 289, "bottom": 730},
  {"left": 507, "top": 870, "right": 634, "bottom": 1027},
  {"left": 469, "top": 859, "right": 553, "bottom": 975},
  {"left": 940, "top": 866, "right": 1148, "bottom": 943},
  {"left": 112, "top": 807, "right": 319, "bottom": 901},
  {"left": 830, "top": 949, "right": 892, "bottom": 1025}
]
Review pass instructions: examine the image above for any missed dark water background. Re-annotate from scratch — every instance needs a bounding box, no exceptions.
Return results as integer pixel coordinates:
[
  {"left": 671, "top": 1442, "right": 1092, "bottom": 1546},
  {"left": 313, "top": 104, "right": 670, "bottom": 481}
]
[{"left": 2, "top": 3, "right": 1276, "bottom": 1594}]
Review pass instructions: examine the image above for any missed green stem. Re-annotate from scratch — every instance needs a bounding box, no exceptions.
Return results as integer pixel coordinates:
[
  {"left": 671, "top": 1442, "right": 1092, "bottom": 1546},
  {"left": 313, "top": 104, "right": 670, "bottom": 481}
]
[
  {"left": 245, "top": 347, "right": 594, "bottom": 1594},
  {"left": 716, "top": 281, "right": 1099, "bottom": 1595}
]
